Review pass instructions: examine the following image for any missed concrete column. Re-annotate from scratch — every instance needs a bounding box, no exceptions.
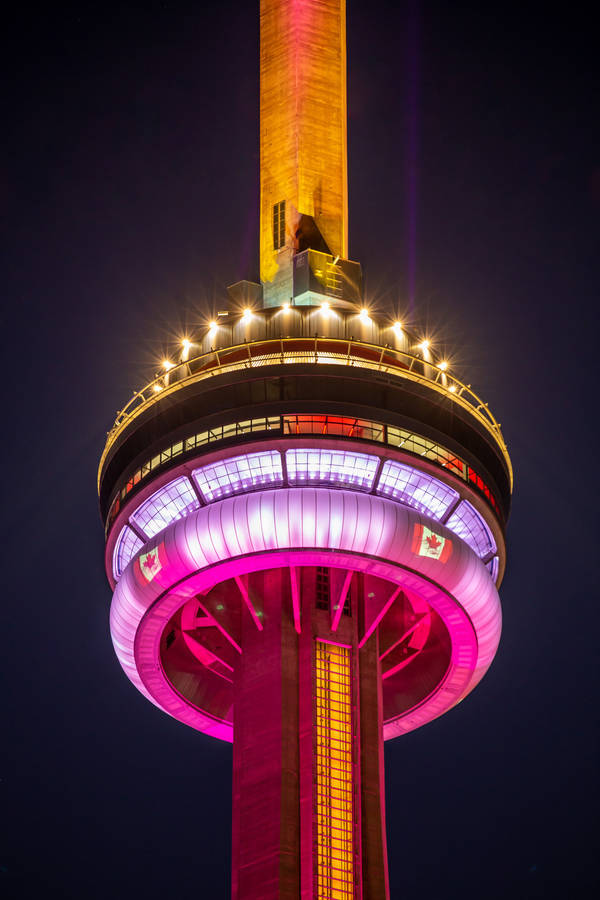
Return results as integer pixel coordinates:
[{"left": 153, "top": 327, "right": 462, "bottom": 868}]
[
  {"left": 232, "top": 569, "right": 300, "bottom": 899},
  {"left": 232, "top": 567, "right": 389, "bottom": 900}
]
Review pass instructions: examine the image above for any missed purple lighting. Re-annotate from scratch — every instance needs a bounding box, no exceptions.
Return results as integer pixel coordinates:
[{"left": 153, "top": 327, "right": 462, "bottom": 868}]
[
  {"left": 112, "top": 449, "right": 499, "bottom": 587},
  {"left": 110, "top": 488, "right": 502, "bottom": 741},
  {"left": 446, "top": 499, "right": 497, "bottom": 559},
  {"left": 376, "top": 459, "right": 458, "bottom": 519},
  {"left": 486, "top": 556, "right": 499, "bottom": 581},
  {"left": 192, "top": 450, "right": 283, "bottom": 502},
  {"left": 112, "top": 525, "right": 143, "bottom": 580},
  {"left": 131, "top": 476, "right": 199, "bottom": 538},
  {"left": 286, "top": 448, "right": 378, "bottom": 489}
]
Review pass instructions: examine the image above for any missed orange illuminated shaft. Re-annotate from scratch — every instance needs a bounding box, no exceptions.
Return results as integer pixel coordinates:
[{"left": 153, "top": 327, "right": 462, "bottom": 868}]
[{"left": 260, "top": 0, "right": 348, "bottom": 284}]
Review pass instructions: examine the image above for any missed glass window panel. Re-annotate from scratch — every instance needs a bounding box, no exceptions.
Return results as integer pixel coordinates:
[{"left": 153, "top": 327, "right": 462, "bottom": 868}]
[
  {"left": 112, "top": 525, "right": 143, "bottom": 580},
  {"left": 131, "top": 475, "right": 200, "bottom": 538},
  {"left": 376, "top": 460, "right": 459, "bottom": 519},
  {"left": 446, "top": 499, "right": 497, "bottom": 558},
  {"left": 107, "top": 410, "right": 500, "bottom": 543},
  {"left": 486, "top": 555, "right": 499, "bottom": 581},
  {"left": 286, "top": 448, "right": 378, "bottom": 490},
  {"left": 192, "top": 451, "right": 283, "bottom": 502}
]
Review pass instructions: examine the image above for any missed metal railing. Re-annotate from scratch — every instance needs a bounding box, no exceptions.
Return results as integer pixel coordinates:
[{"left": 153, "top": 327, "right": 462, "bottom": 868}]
[{"left": 99, "top": 337, "right": 513, "bottom": 489}]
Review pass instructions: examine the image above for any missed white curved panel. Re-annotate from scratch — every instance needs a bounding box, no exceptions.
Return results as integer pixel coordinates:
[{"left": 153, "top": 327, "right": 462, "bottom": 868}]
[
  {"left": 486, "top": 555, "right": 499, "bottom": 581},
  {"left": 192, "top": 450, "right": 283, "bottom": 502},
  {"left": 131, "top": 475, "right": 199, "bottom": 538},
  {"left": 112, "top": 525, "right": 144, "bottom": 579},
  {"left": 286, "top": 447, "right": 378, "bottom": 489},
  {"left": 376, "top": 459, "right": 459, "bottom": 519},
  {"left": 446, "top": 499, "right": 497, "bottom": 559}
]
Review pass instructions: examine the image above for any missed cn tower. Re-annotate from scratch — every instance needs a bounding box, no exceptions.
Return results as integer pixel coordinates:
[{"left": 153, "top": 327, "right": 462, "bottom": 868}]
[{"left": 98, "top": 2, "right": 512, "bottom": 898}]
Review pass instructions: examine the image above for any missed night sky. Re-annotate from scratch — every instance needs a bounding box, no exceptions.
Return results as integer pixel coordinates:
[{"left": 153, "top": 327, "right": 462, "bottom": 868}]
[{"left": 2, "top": 2, "right": 598, "bottom": 898}]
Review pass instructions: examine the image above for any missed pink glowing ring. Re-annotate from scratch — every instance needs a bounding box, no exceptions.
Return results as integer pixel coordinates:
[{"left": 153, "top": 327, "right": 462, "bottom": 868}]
[{"left": 110, "top": 488, "right": 501, "bottom": 741}]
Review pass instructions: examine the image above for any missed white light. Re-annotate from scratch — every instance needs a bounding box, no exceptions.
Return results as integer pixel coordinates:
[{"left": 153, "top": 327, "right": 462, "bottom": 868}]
[
  {"left": 448, "top": 384, "right": 457, "bottom": 393},
  {"left": 359, "top": 307, "right": 370, "bottom": 323},
  {"left": 163, "top": 360, "right": 175, "bottom": 371},
  {"left": 193, "top": 451, "right": 283, "bottom": 503},
  {"left": 241, "top": 308, "right": 253, "bottom": 323},
  {"left": 438, "top": 361, "right": 448, "bottom": 371},
  {"left": 420, "top": 339, "right": 430, "bottom": 351},
  {"left": 180, "top": 338, "right": 192, "bottom": 362},
  {"left": 376, "top": 459, "right": 459, "bottom": 520},
  {"left": 131, "top": 476, "right": 200, "bottom": 538},
  {"left": 320, "top": 301, "right": 330, "bottom": 314},
  {"left": 394, "top": 321, "right": 403, "bottom": 330},
  {"left": 287, "top": 448, "right": 379, "bottom": 490},
  {"left": 446, "top": 500, "right": 496, "bottom": 558},
  {"left": 112, "top": 525, "right": 143, "bottom": 580},
  {"left": 153, "top": 384, "right": 162, "bottom": 393},
  {"left": 282, "top": 302, "right": 290, "bottom": 311},
  {"left": 208, "top": 320, "right": 217, "bottom": 330}
]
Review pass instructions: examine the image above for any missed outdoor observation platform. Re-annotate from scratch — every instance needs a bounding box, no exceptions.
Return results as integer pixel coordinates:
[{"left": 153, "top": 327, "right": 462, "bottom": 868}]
[{"left": 99, "top": 303, "right": 511, "bottom": 533}]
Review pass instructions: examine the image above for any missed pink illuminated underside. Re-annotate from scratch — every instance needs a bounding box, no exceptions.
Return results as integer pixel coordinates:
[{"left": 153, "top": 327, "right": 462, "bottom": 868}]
[{"left": 110, "top": 488, "right": 501, "bottom": 742}]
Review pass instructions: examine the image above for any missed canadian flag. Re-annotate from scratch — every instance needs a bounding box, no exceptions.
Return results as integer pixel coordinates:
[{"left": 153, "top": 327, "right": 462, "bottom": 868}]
[
  {"left": 138, "top": 547, "right": 162, "bottom": 582},
  {"left": 411, "top": 524, "right": 453, "bottom": 563}
]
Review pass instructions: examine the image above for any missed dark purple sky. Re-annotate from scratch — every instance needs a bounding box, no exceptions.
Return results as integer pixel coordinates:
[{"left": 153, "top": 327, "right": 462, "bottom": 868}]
[{"left": 2, "top": 2, "right": 598, "bottom": 898}]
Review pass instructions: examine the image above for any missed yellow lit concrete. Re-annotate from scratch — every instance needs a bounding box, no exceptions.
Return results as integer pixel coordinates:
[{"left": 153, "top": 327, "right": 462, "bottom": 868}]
[{"left": 260, "top": 0, "right": 348, "bottom": 286}]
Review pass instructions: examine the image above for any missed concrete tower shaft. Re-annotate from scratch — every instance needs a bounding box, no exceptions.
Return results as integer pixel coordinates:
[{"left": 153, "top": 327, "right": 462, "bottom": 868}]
[
  {"left": 260, "top": 0, "right": 348, "bottom": 303},
  {"left": 231, "top": 568, "right": 390, "bottom": 899},
  {"left": 98, "top": 2, "right": 513, "bottom": 898}
]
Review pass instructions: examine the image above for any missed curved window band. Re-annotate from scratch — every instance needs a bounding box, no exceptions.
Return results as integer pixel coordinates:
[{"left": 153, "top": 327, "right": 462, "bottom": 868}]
[
  {"left": 112, "top": 448, "right": 497, "bottom": 580},
  {"left": 106, "top": 414, "right": 503, "bottom": 534}
]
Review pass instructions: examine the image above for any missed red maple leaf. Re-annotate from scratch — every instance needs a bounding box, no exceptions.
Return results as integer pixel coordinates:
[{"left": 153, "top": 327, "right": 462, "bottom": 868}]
[
  {"left": 143, "top": 552, "right": 156, "bottom": 570},
  {"left": 425, "top": 533, "right": 442, "bottom": 551}
]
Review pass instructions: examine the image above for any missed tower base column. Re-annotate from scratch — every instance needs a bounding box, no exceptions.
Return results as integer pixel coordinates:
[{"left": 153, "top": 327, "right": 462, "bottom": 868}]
[{"left": 231, "top": 567, "right": 390, "bottom": 900}]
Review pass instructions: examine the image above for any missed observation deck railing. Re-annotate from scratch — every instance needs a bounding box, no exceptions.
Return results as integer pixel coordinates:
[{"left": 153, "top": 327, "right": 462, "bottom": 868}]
[{"left": 99, "top": 337, "right": 512, "bottom": 489}]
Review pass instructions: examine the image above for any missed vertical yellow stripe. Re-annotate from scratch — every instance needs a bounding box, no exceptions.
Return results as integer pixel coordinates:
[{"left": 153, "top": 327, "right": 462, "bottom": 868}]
[{"left": 315, "top": 641, "right": 354, "bottom": 899}]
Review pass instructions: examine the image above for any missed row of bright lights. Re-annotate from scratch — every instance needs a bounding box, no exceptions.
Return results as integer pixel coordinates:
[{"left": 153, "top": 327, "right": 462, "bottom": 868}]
[{"left": 158, "top": 314, "right": 449, "bottom": 381}]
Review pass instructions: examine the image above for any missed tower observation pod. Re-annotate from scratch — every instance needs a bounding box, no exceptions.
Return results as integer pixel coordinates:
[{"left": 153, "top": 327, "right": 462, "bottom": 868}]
[{"left": 98, "top": 3, "right": 512, "bottom": 898}]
